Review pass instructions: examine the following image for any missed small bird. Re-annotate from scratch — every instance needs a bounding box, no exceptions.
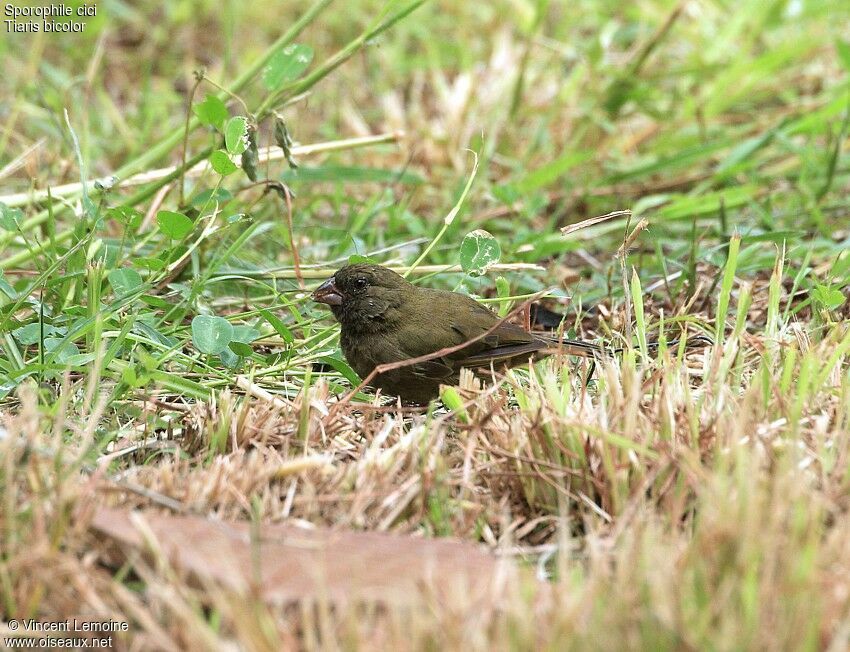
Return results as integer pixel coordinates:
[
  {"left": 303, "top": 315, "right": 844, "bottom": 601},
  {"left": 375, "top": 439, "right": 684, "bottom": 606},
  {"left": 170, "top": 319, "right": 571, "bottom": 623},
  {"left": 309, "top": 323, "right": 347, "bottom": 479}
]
[{"left": 311, "top": 264, "right": 606, "bottom": 404}]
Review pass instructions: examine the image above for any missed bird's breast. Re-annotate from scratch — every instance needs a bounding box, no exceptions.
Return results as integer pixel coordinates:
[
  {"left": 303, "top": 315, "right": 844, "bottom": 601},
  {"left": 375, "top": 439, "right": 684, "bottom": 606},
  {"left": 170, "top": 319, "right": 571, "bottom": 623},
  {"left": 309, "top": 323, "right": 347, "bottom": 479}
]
[{"left": 340, "top": 329, "right": 403, "bottom": 379}]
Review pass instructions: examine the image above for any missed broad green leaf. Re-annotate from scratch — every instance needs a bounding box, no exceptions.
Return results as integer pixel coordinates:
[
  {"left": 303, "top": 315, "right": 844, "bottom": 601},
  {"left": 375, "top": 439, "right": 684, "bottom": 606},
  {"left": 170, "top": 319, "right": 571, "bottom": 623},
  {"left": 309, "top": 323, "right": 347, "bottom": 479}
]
[
  {"left": 106, "top": 206, "right": 144, "bottom": 229},
  {"left": 231, "top": 325, "right": 261, "bottom": 343},
  {"left": 156, "top": 210, "right": 193, "bottom": 239},
  {"left": 225, "top": 116, "right": 249, "bottom": 155},
  {"left": 0, "top": 378, "right": 14, "bottom": 399},
  {"left": 191, "top": 315, "right": 233, "bottom": 354},
  {"left": 13, "top": 323, "right": 63, "bottom": 345},
  {"left": 812, "top": 285, "right": 846, "bottom": 311},
  {"left": 121, "top": 366, "right": 138, "bottom": 389},
  {"left": 0, "top": 274, "right": 16, "bottom": 299},
  {"left": 108, "top": 268, "right": 143, "bottom": 297},
  {"left": 44, "top": 337, "right": 80, "bottom": 364},
  {"left": 209, "top": 150, "right": 238, "bottom": 176},
  {"left": 133, "top": 256, "right": 166, "bottom": 271},
  {"left": 263, "top": 44, "right": 314, "bottom": 91},
  {"left": 0, "top": 202, "right": 23, "bottom": 231},
  {"left": 193, "top": 94, "right": 228, "bottom": 130},
  {"left": 228, "top": 341, "right": 253, "bottom": 357},
  {"left": 220, "top": 347, "right": 241, "bottom": 368},
  {"left": 191, "top": 188, "right": 234, "bottom": 207},
  {"left": 460, "top": 229, "right": 501, "bottom": 276},
  {"left": 228, "top": 325, "right": 261, "bottom": 358},
  {"left": 12, "top": 323, "right": 40, "bottom": 345},
  {"left": 64, "top": 353, "right": 97, "bottom": 366},
  {"left": 139, "top": 344, "right": 162, "bottom": 374}
]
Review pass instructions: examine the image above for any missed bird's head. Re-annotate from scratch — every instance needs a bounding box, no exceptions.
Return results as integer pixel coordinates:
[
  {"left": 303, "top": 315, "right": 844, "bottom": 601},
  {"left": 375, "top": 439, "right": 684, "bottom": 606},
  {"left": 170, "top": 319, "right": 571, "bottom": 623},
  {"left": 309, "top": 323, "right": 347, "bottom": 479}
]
[{"left": 312, "top": 264, "right": 410, "bottom": 332}]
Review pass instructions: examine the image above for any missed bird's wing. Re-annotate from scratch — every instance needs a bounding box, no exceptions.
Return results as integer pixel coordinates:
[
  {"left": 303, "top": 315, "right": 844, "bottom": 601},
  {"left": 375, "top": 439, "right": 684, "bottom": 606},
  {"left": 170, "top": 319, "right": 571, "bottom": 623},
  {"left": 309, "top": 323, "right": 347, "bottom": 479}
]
[
  {"left": 446, "top": 303, "right": 550, "bottom": 367},
  {"left": 387, "top": 289, "right": 547, "bottom": 369}
]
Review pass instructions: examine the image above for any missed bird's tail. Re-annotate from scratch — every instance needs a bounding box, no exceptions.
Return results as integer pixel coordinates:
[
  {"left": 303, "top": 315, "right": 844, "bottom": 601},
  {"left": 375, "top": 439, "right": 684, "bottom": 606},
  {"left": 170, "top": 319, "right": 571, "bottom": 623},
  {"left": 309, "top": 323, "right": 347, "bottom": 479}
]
[
  {"left": 540, "top": 333, "right": 714, "bottom": 358},
  {"left": 540, "top": 335, "right": 607, "bottom": 358},
  {"left": 628, "top": 334, "right": 714, "bottom": 355}
]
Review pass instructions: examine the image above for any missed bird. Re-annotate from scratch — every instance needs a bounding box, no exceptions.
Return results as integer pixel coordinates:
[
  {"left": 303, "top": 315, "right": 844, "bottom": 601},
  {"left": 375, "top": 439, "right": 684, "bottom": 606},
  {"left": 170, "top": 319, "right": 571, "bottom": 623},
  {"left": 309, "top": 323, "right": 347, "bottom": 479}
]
[{"left": 311, "top": 263, "right": 610, "bottom": 404}]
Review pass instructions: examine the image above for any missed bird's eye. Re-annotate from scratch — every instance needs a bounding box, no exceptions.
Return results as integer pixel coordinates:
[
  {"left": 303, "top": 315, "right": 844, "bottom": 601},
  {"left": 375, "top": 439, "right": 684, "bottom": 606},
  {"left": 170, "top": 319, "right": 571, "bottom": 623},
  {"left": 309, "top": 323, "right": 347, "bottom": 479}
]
[{"left": 354, "top": 277, "right": 368, "bottom": 289}]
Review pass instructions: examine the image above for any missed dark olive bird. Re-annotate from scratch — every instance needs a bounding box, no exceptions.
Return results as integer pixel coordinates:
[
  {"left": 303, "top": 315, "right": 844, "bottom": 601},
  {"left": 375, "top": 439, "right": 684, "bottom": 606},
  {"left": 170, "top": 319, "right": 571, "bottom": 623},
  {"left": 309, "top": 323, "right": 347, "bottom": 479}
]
[{"left": 311, "top": 264, "right": 606, "bottom": 404}]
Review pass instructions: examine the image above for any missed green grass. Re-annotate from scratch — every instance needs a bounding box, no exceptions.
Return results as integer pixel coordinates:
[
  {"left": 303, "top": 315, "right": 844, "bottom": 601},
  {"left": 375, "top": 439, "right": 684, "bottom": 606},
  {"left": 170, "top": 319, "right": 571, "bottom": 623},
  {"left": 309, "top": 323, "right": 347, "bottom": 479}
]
[{"left": 1, "top": 0, "right": 850, "bottom": 648}]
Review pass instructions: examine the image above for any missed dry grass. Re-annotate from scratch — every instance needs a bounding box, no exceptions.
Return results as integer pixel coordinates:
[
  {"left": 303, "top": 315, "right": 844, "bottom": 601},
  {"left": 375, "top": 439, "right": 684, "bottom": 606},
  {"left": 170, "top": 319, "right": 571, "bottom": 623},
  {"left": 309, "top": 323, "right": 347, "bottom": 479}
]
[{"left": 2, "top": 284, "right": 849, "bottom": 648}]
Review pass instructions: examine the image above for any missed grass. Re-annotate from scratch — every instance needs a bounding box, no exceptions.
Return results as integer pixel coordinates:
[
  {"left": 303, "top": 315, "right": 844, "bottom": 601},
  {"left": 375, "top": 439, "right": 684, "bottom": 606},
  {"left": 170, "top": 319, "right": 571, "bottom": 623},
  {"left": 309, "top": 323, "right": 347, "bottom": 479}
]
[{"left": 1, "top": 0, "right": 850, "bottom": 648}]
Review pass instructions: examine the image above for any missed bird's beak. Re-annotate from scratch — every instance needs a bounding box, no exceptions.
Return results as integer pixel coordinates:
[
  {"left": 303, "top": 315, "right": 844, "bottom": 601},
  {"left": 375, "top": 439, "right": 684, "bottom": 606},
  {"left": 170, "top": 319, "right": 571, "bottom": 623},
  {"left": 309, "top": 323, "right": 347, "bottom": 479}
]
[{"left": 312, "top": 277, "right": 344, "bottom": 306}]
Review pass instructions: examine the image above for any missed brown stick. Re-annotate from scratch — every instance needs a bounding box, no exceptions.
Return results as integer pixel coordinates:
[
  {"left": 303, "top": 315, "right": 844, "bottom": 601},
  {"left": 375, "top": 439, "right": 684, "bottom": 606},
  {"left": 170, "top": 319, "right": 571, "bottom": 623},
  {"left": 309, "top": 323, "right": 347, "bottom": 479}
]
[{"left": 282, "top": 185, "right": 304, "bottom": 289}]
